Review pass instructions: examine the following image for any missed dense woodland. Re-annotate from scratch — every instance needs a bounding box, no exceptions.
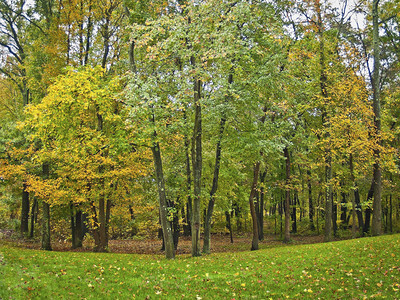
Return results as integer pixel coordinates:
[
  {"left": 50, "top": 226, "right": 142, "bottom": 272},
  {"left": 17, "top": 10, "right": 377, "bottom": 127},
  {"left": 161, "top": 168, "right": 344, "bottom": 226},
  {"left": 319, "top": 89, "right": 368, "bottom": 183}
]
[{"left": 0, "top": 0, "right": 399, "bottom": 259}]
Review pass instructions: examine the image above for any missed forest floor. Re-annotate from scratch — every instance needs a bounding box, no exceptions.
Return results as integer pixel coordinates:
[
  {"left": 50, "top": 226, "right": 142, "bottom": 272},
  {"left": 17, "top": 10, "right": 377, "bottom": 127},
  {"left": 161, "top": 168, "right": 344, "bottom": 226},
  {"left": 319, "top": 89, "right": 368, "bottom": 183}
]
[{"left": 0, "top": 230, "right": 348, "bottom": 254}]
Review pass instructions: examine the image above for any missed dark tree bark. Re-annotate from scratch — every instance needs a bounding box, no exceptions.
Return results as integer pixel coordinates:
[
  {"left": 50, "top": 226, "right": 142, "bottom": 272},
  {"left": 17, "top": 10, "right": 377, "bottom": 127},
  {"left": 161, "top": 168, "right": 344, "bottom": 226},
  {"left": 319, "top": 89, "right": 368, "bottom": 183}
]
[
  {"left": 257, "top": 170, "right": 267, "bottom": 241},
  {"left": 307, "top": 170, "right": 315, "bottom": 231},
  {"left": 332, "top": 195, "right": 337, "bottom": 236},
  {"left": 183, "top": 111, "right": 192, "bottom": 237},
  {"left": 340, "top": 189, "right": 348, "bottom": 227},
  {"left": 21, "top": 183, "right": 30, "bottom": 236},
  {"left": 151, "top": 142, "right": 175, "bottom": 259},
  {"left": 249, "top": 162, "right": 261, "bottom": 250},
  {"left": 71, "top": 206, "right": 83, "bottom": 249},
  {"left": 203, "top": 73, "right": 232, "bottom": 253},
  {"left": 283, "top": 147, "right": 291, "bottom": 243},
  {"left": 29, "top": 198, "right": 37, "bottom": 238},
  {"left": 225, "top": 211, "right": 233, "bottom": 243},
  {"left": 363, "top": 180, "right": 374, "bottom": 235},
  {"left": 371, "top": 0, "right": 382, "bottom": 236},
  {"left": 191, "top": 68, "right": 202, "bottom": 257},
  {"left": 354, "top": 188, "right": 364, "bottom": 230},
  {"left": 203, "top": 117, "right": 226, "bottom": 254},
  {"left": 41, "top": 163, "right": 51, "bottom": 251},
  {"left": 292, "top": 191, "right": 298, "bottom": 234}
]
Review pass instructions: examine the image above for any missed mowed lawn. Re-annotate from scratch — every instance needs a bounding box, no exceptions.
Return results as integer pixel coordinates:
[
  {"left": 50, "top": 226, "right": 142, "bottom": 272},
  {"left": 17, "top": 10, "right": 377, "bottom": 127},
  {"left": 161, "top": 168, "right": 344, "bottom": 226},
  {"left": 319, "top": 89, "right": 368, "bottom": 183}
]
[{"left": 1, "top": 234, "right": 399, "bottom": 299}]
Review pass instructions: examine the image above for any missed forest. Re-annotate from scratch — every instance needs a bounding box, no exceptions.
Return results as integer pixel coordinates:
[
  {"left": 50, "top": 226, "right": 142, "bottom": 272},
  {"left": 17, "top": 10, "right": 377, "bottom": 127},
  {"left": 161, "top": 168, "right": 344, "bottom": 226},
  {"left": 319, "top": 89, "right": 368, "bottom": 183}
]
[{"left": 0, "top": 0, "right": 399, "bottom": 260}]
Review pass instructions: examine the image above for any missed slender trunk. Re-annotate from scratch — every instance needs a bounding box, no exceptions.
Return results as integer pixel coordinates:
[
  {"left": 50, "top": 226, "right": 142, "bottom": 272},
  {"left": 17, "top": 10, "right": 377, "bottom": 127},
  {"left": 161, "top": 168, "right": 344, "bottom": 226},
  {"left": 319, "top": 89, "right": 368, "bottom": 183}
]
[
  {"left": 184, "top": 112, "right": 192, "bottom": 237},
  {"left": 249, "top": 162, "right": 261, "bottom": 250},
  {"left": 75, "top": 210, "right": 83, "bottom": 246},
  {"left": 332, "top": 194, "right": 337, "bottom": 236},
  {"left": 191, "top": 57, "right": 202, "bottom": 257},
  {"left": 354, "top": 188, "right": 364, "bottom": 230},
  {"left": 389, "top": 194, "right": 393, "bottom": 232},
  {"left": 172, "top": 204, "right": 179, "bottom": 250},
  {"left": 21, "top": 183, "right": 29, "bottom": 236},
  {"left": 340, "top": 189, "right": 347, "bottom": 227},
  {"left": 258, "top": 170, "right": 266, "bottom": 240},
  {"left": 371, "top": 0, "right": 382, "bottom": 236},
  {"left": 41, "top": 163, "right": 51, "bottom": 250},
  {"left": 70, "top": 204, "right": 76, "bottom": 248},
  {"left": 84, "top": 0, "right": 92, "bottom": 65},
  {"left": 350, "top": 153, "right": 358, "bottom": 238},
  {"left": 284, "top": 147, "right": 291, "bottom": 243},
  {"left": 96, "top": 193, "right": 107, "bottom": 252},
  {"left": 151, "top": 142, "right": 175, "bottom": 259},
  {"left": 29, "top": 198, "right": 37, "bottom": 238},
  {"left": 292, "top": 191, "right": 298, "bottom": 234},
  {"left": 101, "top": 15, "right": 110, "bottom": 69},
  {"left": 203, "top": 72, "right": 232, "bottom": 253},
  {"left": 225, "top": 211, "right": 233, "bottom": 243},
  {"left": 129, "top": 40, "right": 136, "bottom": 72},
  {"left": 363, "top": 180, "right": 374, "bottom": 235},
  {"left": 105, "top": 199, "right": 112, "bottom": 246},
  {"left": 203, "top": 117, "right": 226, "bottom": 254},
  {"left": 307, "top": 170, "right": 315, "bottom": 231}
]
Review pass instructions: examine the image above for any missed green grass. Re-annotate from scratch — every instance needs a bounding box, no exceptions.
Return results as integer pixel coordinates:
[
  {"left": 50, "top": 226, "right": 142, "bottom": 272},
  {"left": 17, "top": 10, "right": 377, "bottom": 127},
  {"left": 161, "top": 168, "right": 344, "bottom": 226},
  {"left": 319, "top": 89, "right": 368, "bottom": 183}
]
[{"left": 1, "top": 235, "right": 399, "bottom": 299}]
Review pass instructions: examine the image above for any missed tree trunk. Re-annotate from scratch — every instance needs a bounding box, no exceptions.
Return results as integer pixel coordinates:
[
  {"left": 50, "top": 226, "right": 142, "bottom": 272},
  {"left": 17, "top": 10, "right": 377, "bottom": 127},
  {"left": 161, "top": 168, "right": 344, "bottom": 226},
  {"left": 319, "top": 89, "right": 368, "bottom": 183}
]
[
  {"left": 340, "top": 189, "right": 348, "bottom": 227},
  {"left": 75, "top": 210, "right": 83, "bottom": 247},
  {"left": 151, "top": 142, "right": 175, "bottom": 259},
  {"left": 203, "top": 117, "right": 226, "bottom": 254},
  {"left": 307, "top": 170, "right": 315, "bottom": 231},
  {"left": 292, "top": 191, "right": 298, "bottom": 234},
  {"left": 41, "top": 163, "right": 51, "bottom": 251},
  {"left": 258, "top": 170, "right": 266, "bottom": 241},
  {"left": 363, "top": 180, "right": 374, "bottom": 235},
  {"left": 29, "top": 198, "right": 37, "bottom": 238},
  {"left": 225, "top": 211, "right": 233, "bottom": 243},
  {"left": 21, "top": 183, "right": 30, "bottom": 237},
  {"left": 191, "top": 71, "right": 202, "bottom": 257},
  {"left": 184, "top": 112, "right": 192, "bottom": 237},
  {"left": 354, "top": 188, "right": 364, "bottom": 230},
  {"left": 284, "top": 147, "right": 291, "bottom": 243},
  {"left": 249, "top": 162, "right": 261, "bottom": 250},
  {"left": 332, "top": 195, "right": 338, "bottom": 236},
  {"left": 371, "top": 0, "right": 382, "bottom": 236}
]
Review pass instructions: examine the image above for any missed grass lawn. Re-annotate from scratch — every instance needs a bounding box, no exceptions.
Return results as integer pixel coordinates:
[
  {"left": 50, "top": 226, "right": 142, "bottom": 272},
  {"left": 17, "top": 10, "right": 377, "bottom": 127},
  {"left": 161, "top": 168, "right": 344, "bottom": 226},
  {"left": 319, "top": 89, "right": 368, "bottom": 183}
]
[{"left": 1, "top": 234, "right": 399, "bottom": 299}]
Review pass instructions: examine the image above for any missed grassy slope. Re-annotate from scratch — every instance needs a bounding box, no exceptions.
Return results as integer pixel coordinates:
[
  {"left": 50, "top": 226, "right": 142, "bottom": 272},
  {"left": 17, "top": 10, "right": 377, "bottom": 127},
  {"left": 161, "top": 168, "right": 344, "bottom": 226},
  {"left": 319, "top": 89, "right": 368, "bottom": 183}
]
[{"left": 0, "top": 234, "right": 399, "bottom": 299}]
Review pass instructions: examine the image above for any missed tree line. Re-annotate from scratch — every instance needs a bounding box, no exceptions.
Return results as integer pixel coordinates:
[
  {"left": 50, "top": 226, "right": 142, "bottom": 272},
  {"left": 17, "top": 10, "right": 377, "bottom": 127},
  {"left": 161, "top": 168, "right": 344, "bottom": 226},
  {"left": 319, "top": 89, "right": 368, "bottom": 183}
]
[{"left": 0, "top": 0, "right": 399, "bottom": 259}]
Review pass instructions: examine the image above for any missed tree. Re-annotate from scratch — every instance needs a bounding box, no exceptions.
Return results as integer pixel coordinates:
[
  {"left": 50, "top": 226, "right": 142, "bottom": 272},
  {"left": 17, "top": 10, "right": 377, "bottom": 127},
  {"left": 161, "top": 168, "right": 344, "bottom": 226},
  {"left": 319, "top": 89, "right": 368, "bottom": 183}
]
[
  {"left": 24, "top": 67, "right": 146, "bottom": 252},
  {"left": 371, "top": 0, "right": 382, "bottom": 236}
]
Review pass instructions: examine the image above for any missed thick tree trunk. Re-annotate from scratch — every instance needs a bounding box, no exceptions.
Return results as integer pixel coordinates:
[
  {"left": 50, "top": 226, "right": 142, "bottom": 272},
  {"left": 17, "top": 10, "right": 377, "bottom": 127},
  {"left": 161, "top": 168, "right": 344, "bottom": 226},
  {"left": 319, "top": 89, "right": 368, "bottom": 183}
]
[
  {"left": 371, "top": 0, "right": 382, "bottom": 236},
  {"left": 151, "top": 142, "right": 175, "bottom": 259},
  {"left": 249, "top": 162, "right": 261, "bottom": 250},
  {"left": 284, "top": 147, "right": 291, "bottom": 243},
  {"left": 71, "top": 206, "right": 83, "bottom": 249}
]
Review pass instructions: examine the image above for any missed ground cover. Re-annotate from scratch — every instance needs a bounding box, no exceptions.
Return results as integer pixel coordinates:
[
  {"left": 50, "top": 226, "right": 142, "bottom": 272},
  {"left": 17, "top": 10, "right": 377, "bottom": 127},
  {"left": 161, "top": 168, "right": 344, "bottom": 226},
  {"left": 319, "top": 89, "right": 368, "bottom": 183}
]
[{"left": 0, "top": 234, "right": 399, "bottom": 299}]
